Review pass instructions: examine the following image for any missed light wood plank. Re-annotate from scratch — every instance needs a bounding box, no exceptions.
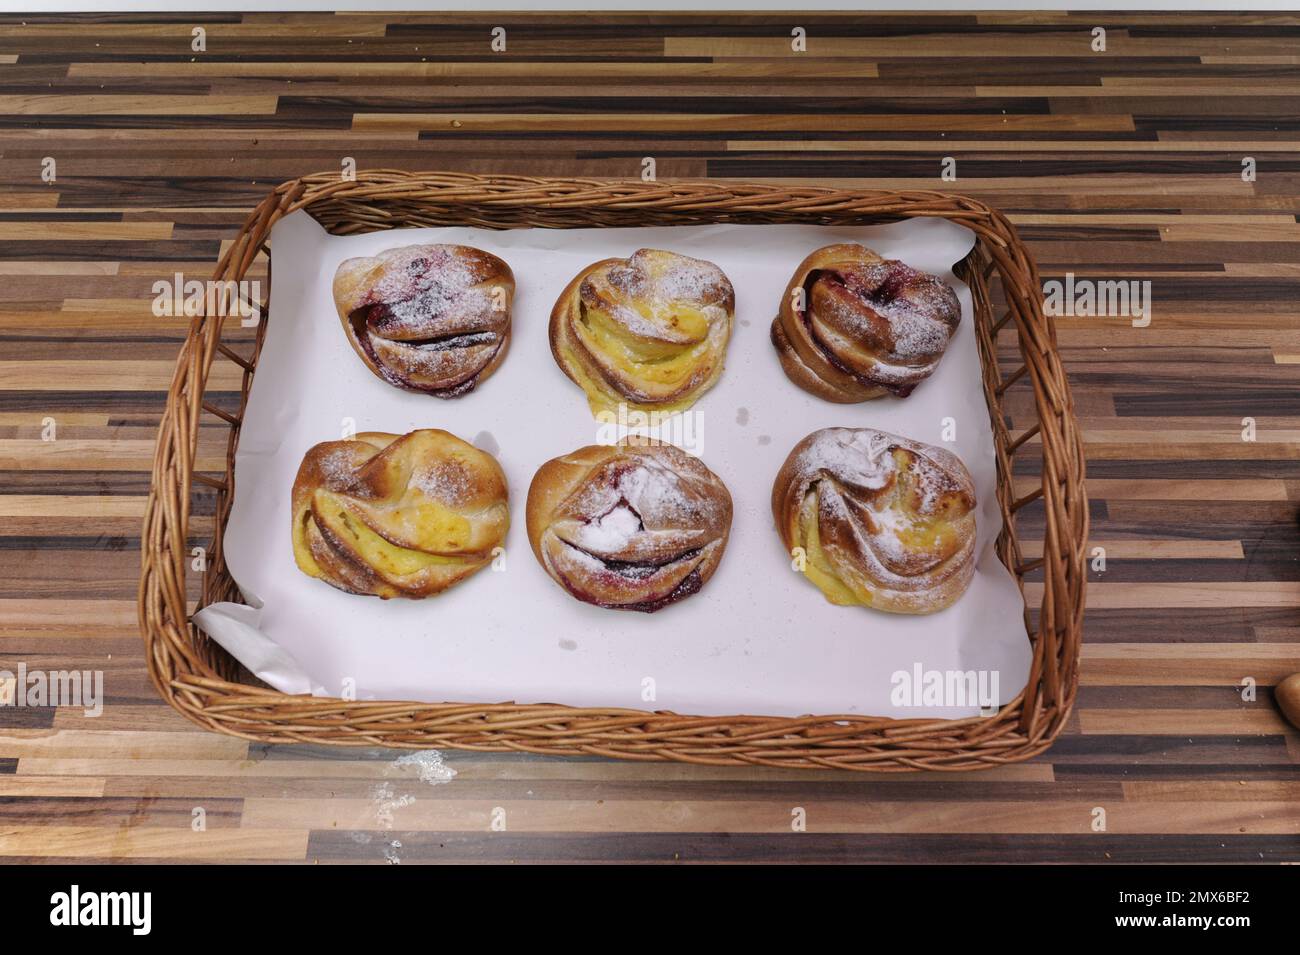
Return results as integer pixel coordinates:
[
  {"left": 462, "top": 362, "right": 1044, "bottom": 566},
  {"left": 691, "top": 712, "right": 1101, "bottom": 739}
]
[{"left": 0, "top": 825, "right": 308, "bottom": 860}]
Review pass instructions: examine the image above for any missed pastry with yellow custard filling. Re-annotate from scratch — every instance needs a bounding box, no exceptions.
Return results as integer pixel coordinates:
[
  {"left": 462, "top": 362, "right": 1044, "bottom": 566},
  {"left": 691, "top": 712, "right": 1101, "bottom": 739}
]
[
  {"left": 549, "top": 248, "right": 734, "bottom": 417},
  {"left": 772, "top": 427, "right": 977, "bottom": 614},
  {"left": 291, "top": 429, "right": 508, "bottom": 599}
]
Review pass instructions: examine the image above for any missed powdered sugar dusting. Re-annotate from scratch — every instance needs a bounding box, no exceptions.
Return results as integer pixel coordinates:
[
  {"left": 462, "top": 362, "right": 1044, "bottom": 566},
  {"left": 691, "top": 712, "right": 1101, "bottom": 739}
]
[
  {"left": 340, "top": 244, "right": 509, "bottom": 394},
  {"left": 560, "top": 449, "right": 726, "bottom": 556},
  {"left": 652, "top": 250, "right": 726, "bottom": 305},
  {"left": 370, "top": 780, "right": 414, "bottom": 831},
  {"left": 795, "top": 428, "right": 892, "bottom": 492},
  {"left": 582, "top": 248, "right": 731, "bottom": 341},
  {"left": 618, "top": 455, "right": 680, "bottom": 512},
  {"left": 817, "top": 480, "right": 903, "bottom": 574},
  {"left": 796, "top": 428, "right": 967, "bottom": 518},
  {"left": 370, "top": 286, "right": 492, "bottom": 339},
  {"left": 907, "top": 452, "right": 965, "bottom": 515},
  {"left": 366, "top": 245, "right": 481, "bottom": 309},
  {"left": 795, "top": 427, "right": 976, "bottom": 584},
  {"left": 314, "top": 444, "right": 368, "bottom": 491},
  {"left": 413, "top": 455, "right": 476, "bottom": 506},
  {"left": 392, "top": 749, "right": 457, "bottom": 785},
  {"left": 574, "top": 502, "right": 642, "bottom": 551},
  {"left": 805, "top": 256, "right": 959, "bottom": 389},
  {"left": 865, "top": 262, "right": 956, "bottom": 359}
]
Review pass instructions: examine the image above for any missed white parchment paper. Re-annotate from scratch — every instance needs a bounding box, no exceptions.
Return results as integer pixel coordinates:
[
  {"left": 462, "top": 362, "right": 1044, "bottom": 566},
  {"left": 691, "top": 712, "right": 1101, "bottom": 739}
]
[{"left": 194, "top": 210, "right": 1030, "bottom": 719}]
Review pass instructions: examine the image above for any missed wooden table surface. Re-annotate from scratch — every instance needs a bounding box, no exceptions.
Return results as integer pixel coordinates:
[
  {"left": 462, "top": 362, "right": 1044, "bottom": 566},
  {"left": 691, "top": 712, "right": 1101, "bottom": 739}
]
[{"left": 1, "top": 10, "right": 1298, "bottom": 864}]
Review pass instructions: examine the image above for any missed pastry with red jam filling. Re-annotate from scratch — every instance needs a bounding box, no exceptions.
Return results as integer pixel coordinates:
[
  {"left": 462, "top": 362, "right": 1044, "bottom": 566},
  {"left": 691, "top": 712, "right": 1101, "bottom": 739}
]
[
  {"left": 525, "top": 440, "right": 732, "bottom": 613},
  {"left": 771, "top": 244, "right": 959, "bottom": 402},
  {"left": 333, "top": 243, "right": 514, "bottom": 397}
]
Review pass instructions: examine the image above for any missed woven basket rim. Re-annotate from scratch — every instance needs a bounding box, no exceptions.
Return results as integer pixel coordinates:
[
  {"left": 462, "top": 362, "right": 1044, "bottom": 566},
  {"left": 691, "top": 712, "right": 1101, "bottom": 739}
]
[{"left": 138, "top": 170, "right": 1087, "bottom": 771}]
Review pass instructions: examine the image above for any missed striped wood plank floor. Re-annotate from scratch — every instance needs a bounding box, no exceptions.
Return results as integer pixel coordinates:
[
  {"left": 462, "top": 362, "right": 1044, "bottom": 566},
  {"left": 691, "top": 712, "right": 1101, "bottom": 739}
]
[{"left": 0, "top": 11, "right": 1298, "bottom": 864}]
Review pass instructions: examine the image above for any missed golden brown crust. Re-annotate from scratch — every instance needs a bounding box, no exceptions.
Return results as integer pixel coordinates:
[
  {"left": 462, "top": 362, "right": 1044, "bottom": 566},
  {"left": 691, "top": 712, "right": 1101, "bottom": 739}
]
[
  {"left": 772, "top": 427, "right": 977, "bottom": 614},
  {"left": 291, "top": 429, "right": 509, "bottom": 599},
  {"left": 333, "top": 243, "right": 514, "bottom": 397},
  {"left": 770, "top": 244, "right": 960, "bottom": 402},
  {"left": 549, "top": 248, "right": 734, "bottom": 417},
  {"left": 525, "top": 441, "right": 732, "bottom": 612}
]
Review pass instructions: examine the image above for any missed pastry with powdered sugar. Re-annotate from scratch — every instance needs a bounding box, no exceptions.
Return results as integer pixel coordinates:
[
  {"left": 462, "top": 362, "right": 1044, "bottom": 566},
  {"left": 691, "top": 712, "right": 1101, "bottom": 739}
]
[
  {"left": 333, "top": 243, "right": 514, "bottom": 397},
  {"left": 772, "top": 427, "right": 976, "bottom": 614},
  {"left": 771, "top": 244, "right": 960, "bottom": 402},
  {"left": 549, "top": 248, "right": 734, "bottom": 417},
  {"left": 291, "top": 429, "right": 509, "bottom": 599},
  {"left": 525, "top": 440, "right": 732, "bottom": 613}
]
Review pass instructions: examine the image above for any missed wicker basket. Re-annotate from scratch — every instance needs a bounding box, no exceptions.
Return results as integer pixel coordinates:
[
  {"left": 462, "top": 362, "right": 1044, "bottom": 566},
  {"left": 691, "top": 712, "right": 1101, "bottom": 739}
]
[{"left": 139, "top": 170, "right": 1087, "bottom": 772}]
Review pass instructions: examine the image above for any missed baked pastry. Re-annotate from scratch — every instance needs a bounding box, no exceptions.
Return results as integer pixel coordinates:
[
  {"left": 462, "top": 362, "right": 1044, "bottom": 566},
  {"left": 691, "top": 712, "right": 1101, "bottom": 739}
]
[
  {"left": 549, "top": 248, "right": 734, "bottom": 417},
  {"left": 772, "top": 427, "right": 976, "bottom": 614},
  {"left": 292, "top": 429, "right": 509, "bottom": 599},
  {"left": 333, "top": 243, "right": 514, "bottom": 397},
  {"left": 771, "top": 244, "right": 960, "bottom": 402},
  {"left": 526, "top": 441, "right": 732, "bottom": 612}
]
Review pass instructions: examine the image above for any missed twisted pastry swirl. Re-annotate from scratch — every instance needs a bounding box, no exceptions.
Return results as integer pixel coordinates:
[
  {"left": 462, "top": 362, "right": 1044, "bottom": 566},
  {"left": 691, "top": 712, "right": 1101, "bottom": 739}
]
[
  {"left": 772, "top": 427, "right": 977, "bottom": 614},
  {"left": 334, "top": 243, "right": 514, "bottom": 397},
  {"left": 549, "top": 248, "right": 734, "bottom": 417},
  {"left": 771, "top": 244, "right": 960, "bottom": 402},
  {"left": 292, "top": 429, "right": 509, "bottom": 599},
  {"left": 526, "top": 441, "right": 733, "bottom": 613}
]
